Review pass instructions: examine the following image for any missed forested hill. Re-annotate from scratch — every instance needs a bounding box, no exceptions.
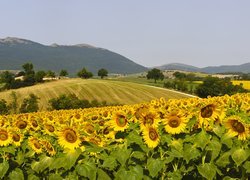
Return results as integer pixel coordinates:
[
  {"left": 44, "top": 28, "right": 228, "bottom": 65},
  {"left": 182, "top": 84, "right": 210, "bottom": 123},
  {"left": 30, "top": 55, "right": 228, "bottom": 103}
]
[{"left": 0, "top": 37, "right": 147, "bottom": 75}]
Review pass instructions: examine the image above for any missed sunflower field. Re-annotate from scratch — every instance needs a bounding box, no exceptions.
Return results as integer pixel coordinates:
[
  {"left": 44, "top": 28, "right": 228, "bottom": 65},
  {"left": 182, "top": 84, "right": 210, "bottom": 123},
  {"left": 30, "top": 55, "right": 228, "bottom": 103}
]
[{"left": 0, "top": 93, "right": 250, "bottom": 179}]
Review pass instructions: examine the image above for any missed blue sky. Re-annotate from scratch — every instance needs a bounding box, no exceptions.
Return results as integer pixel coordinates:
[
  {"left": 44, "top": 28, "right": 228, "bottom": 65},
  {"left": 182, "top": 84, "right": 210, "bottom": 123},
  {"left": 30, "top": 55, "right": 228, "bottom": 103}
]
[{"left": 0, "top": 0, "right": 250, "bottom": 67}]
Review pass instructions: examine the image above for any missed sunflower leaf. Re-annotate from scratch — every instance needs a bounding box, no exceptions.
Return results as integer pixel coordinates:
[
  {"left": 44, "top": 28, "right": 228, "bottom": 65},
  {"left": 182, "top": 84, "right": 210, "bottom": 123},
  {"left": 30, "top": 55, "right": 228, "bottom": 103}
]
[
  {"left": 31, "top": 155, "right": 53, "bottom": 173},
  {"left": 216, "top": 151, "right": 231, "bottom": 168},
  {"left": 97, "top": 169, "right": 111, "bottom": 180},
  {"left": 102, "top": 156, "right": 118, "bottom": 170},
  {"left": 8, "top": 168, "right": 24, "bottom": 180},
  {"left": 0, "top": 161, "right": 9, "bottom": 179},
  {"left": 64, "top": 148, "right": 81, "bottom": 170},
  {"left": 206, "top": 137, "right": 222, "bottom": 161},
  {"left": 232, "top": 148, "right": 249, "bottom": 167},
  {"left": 147, "top": 158, "right": 164, "bottom": 178},
  {"left": 243, "top": 161, "right": 250, "bottom": 173},
  {"left": 197, "top": 163, "right": 217, "bottom": 180},
  {"left": 76, "top": 161, "right": 97, "bottom": 180},
  {"left": 183, "top": 144, "right": 200, "bottom": 163},
  {"left": 194, "top": 130, "right": 211, "bottom": 150}
]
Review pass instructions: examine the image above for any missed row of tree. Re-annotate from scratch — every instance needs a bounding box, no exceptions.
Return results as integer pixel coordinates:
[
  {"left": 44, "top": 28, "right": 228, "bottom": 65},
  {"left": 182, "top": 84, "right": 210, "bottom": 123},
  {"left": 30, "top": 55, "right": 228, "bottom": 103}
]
[
  {"left": 0, "top": 92, "right": 117, "bottom": 115},
  {"left": 146, "top": 68, "right": 248, "bottom": 97},
  {"left": 0, "top": 62, "right": 109, "bottom": 91}
]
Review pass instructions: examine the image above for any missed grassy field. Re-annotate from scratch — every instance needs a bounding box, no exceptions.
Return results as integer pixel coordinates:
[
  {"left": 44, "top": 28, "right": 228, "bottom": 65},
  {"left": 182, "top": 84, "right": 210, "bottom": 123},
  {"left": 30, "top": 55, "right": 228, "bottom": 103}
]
[{"left": 0, "top": 78, "right": 190, "bottom": 111}]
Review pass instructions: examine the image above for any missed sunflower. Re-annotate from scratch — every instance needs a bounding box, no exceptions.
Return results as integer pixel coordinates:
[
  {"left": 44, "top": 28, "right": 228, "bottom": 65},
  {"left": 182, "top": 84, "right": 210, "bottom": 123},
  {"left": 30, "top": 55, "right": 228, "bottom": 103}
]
[
  {"left": 224, "top": 116, "right": 249, "bottom": 140},
  {"left": 0, "top": 129, "right": 12, "bottom": 147},
  {"left": 142, "top": 126, "right": 160, "bottom": 148},
  {"left": 83, "top": 123, "right": 95, "bottom": 135},
  {"left": 41, "top": 140, "right": 56, "bottom": 156},
  {"left": 15, "top": 119, "right": 29, "bottom": 130},
  {"left": 58, "top": 127, "right": 81, "bottom": 151},
  {"left": 28, "top": 137, "right": 43, "bottom": 154},
  {"left": 11, "top": 132, "right": 24, "bottom": 147},
  {"left": 43, "top": 123, "right": 56, "bottom": 136},
  {"left": 110, "top": 111, "right": 129, "bottom": 132},
  {"left": 198, "top": 99, "right": 225, "bottom": 129},
  {"left": 139, "top": 109, "right": 159, "bottom": 130},
  {"left": 163, "top": 110, "right": 188, "bottom": 134}
]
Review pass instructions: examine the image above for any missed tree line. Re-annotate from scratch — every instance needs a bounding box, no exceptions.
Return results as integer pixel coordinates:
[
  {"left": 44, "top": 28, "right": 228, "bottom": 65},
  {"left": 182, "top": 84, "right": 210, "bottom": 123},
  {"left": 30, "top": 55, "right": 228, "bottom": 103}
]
[
  {"left": 0, "top": 62, "right": 109, "bottom": 91},
  {"left": 146, "top": 68, "right": 248, "bottom": 97},
  {"left": 0, "top": 92, "right": 118, "bottom": 115}
]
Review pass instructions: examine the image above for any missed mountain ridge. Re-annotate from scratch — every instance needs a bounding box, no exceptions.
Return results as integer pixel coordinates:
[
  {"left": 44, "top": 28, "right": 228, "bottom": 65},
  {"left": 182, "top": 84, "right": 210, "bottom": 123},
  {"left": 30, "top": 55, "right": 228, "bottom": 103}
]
[
  {"left": 156, "top": 62, "right": 250, "bottom": 73},
  {"left": 0, "top": 37, "right": 147, "bottom": 75}
]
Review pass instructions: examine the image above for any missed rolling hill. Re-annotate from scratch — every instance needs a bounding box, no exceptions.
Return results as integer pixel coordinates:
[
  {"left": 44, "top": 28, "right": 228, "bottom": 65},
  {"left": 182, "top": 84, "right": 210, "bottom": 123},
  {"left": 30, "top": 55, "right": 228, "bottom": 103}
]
[
  {"left": 0, "top": 37, "right": 147, "bottom": 75},
  {"left": 157, "top": 63, "right": 250, "bottom": 73},
  {"left": 0, "top": 79, "right": 191, "bottom": 111}
]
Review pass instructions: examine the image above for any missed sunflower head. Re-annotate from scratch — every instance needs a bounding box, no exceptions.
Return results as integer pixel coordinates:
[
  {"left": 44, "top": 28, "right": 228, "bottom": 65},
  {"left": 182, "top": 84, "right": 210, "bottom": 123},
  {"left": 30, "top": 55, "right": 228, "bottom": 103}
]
[
  {"left": 15, "top": 120, "right": 28, "bottom": 130},
  {"left": 163, "top": 110, "right": 188, "bottom": 134},
  {"left": 0, "top": 129, "right": 12, "bottom": 147},
  {"left": 58, "top": 127, "right": 81, "bottom": 151},
  {"left": 224, "top": 116, "right": 249, "bottom": 140},
  {"left": 142, "top": 126, "right": 160, "bottom": 148},
  {"left": 41, "top": 140, "right": 56, "bottom": 156},
  {"left": 110, "top": 111, "right": 129, "bottom": 132},
  {"left": 28, "top": 137, "right": 43, "bottom": 154}
]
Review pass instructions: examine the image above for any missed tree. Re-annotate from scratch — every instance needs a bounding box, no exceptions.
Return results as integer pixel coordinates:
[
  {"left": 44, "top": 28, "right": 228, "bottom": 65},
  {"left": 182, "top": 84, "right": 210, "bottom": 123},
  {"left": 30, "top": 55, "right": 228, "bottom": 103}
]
[
  {"left": 46, "top": 70, "right": 56, "bottom": 78},
  {"left": 9, "top": 91, "right": 18, "bottom": 114},
  {"left": 0, "top": 71, "right": 15, "bottom": 89},
  {"left": 59, "top": 69, "right": 68, "bottom": 77},
  {"left": 77, "top": 68, "right": 93, "bottom": 79},
  {"left": 19, "top": 93, "right": 39, "bottom": 113},
  {"left": 35, "top": 70, "right": 46, "bottom": 83},
  {"left": 0, "top": 99, "right": 8, "bottom": 115},
  {"left": 173, "top": 71, "right": 186, "bottom": 80},
  {"left": 22, "top": 63, "right": 35, "bottom": 85},
  {"left": 196, "top": 76, "right": 247, "bottom": 98},
  {"left": 98, "top": 68, "right": 108, "bottom": 79},
  {"left": 146, "top": 68, "right": 164, "bottom": 83},
  {"left": 22, "top": 63, "right": 35, "bottom": 75}
]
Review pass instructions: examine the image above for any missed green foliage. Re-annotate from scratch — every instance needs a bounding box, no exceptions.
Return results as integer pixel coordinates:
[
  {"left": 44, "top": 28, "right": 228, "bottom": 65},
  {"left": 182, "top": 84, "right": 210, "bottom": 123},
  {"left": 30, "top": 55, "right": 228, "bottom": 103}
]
[
  {"left": 98, "top": 68, "right": 108, "bottom": 79},
  {"left": 0, "top": 99, "right": 9, "bottom": 115},
  {"left": 35, "top": 70, "right": 46, "bottom": 82},
  {"left": 196, "top": 76, "right": 248, "bottom": 97},
  {"left": 19, "top": 93, "right": 39, "bottom": 113},
  {"left": 48, "top": 94, "right": 108, "bottom": 110},
  {"left": 77, "top": 68, "right": 93, "bottom": 79},
  {"left": 46, "top": 70, "right": 56, "bottom": 78},
  {"left": 8, "top": 91, "right": 18, "bottom": 114},
  {"left": 146, "top": 68, "right": 164, "bottom": 83},
  {"left": 0, "top": 71, "right": 15, "bottom": 89},
  {"left": 59, "top": 69, "right": 68, "bottom": 77}
]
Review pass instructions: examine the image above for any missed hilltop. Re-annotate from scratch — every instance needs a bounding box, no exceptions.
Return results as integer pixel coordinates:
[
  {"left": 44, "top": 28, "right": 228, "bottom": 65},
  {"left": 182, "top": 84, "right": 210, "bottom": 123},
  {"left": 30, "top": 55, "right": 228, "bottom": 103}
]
[
  {"left": 0, "top": 37, "right": 147, "bottom": 75},
  {"left": 0, "top": 78, "right": 190, "bottom": 111},
  {"left": 157, "top": 62, "right": 250, "bottom": 73}
]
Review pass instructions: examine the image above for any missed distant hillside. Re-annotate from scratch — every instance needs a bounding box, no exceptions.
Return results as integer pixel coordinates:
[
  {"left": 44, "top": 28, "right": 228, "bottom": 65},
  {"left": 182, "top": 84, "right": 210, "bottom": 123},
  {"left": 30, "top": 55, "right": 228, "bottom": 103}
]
[
  {"left": 157, "top": 63, "right": 250, "bottom": 73},
  {"left": 0, "top": 79, "right": 190, "bottom": 111},
  {"left": 0, "top": 37, "right": 147, "bottom": 75}
]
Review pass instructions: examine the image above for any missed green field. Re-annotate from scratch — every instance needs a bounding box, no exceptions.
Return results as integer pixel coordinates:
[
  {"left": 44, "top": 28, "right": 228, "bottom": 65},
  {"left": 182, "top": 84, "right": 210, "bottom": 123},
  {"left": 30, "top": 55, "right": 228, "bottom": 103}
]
[{"left": 0, "top": 78, "right": 191, "bottom": 110}]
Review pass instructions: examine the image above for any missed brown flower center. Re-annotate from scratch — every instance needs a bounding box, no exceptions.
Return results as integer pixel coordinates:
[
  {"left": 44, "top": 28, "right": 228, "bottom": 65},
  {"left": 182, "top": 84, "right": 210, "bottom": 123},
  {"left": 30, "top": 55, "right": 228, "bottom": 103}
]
[
  {"left": 231, "top": 120, "right": 245, "bottom": 133},
  {"left": 34, "top": 141, "right": 41, "bottom": 149},
  {"left": 143, "top": 114, "right": 154, "bottom": 126},
  {"left": 16, "top": 120, "right": 27, "bottom": 129},
  {"left": 116, "top": 114, "right": 127, "bottom": 127},
  {"left": 201, "top": 105, "right": 214, "bottom": 118},
  {"left": 169, "top": 116, "right": 180, "bottom": 128},
  {"left": 12, "top": 134, "right": 20, "bottom": 142},
  {"left": 103, "top": 127, "right": 110, "bottom": 135},
  {"left": 31, "top": 120, "right": 38, "bottom": 128},
  {"left": 0, "top": 130, "right": 8, "bottom": 141},
  {"left": 92, "top": 116, "right": 98, "bottom": 121},
  {"left": 46, "top": 125, "right": 55, "bottom": 132},
  {"left": 64, "top": 129, "right": 77, "bottom": 143},
  {"left": 149, "top": 128, "right": 158, "bottom": 141},
  {"left": 74, "top": 114, "right": 81, "bottom": 119}
]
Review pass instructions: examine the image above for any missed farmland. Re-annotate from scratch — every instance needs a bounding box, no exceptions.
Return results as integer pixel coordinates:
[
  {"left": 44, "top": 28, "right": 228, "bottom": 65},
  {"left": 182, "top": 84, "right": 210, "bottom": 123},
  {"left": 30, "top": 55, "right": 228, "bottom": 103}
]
[
  {"left": 0, "top": 93, "right": 249, "bottom": 179},
  {"left": 0, "top": 78, "right": 190, "bottom": 111}
]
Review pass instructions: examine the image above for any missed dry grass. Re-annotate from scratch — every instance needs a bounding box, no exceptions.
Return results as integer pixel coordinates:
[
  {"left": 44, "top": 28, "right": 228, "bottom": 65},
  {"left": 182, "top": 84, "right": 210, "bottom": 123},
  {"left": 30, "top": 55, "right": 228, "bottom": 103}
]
[{"left": 0, "top": 78, "right": 190, "bottom": 111}]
